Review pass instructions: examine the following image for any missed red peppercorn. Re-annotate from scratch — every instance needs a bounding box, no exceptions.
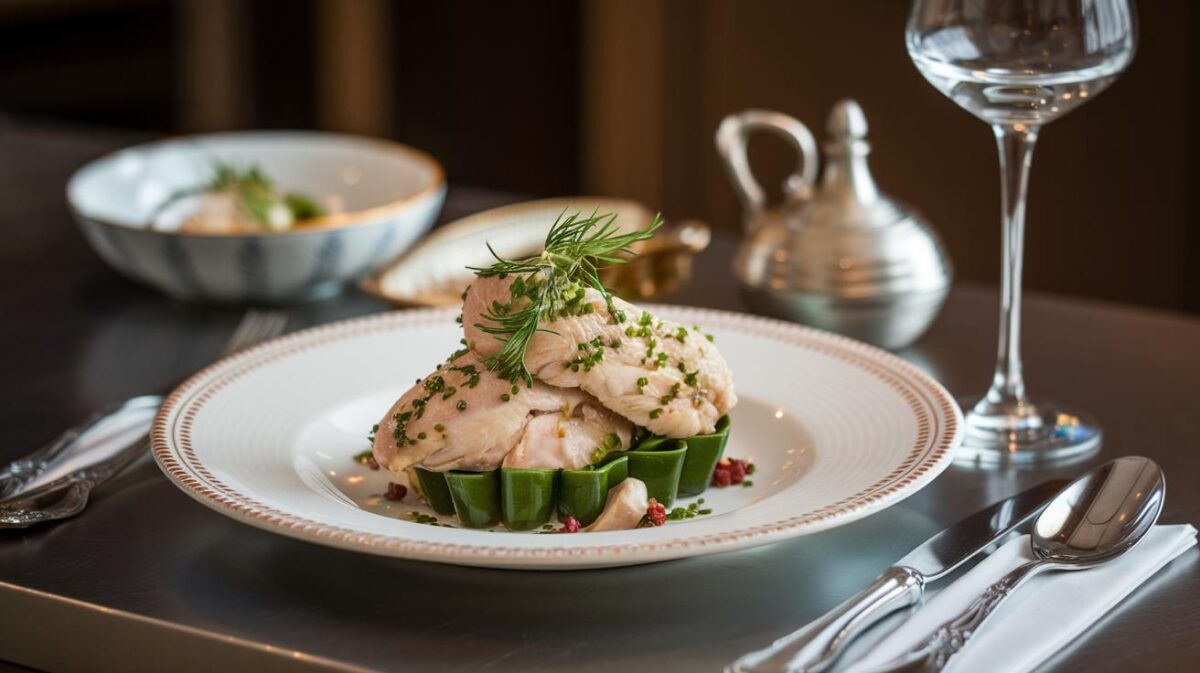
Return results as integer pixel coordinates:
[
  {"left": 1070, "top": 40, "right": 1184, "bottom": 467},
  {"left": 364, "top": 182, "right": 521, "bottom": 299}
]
[
  {"left": 728, "top": 461, "right": 747, "bottom": 484},
  {"left": 366, "top": 457, "right": 380, "bottom": 471},
  {"left": 384, "top": 482, "right": 407, "bottom": 501},
  {"left": 646, "top": 498, "right": 667, "bottom": 526},
  {"left": 711, "top": 458, "right": 754, "bottom": 488},
  {"left": 560, "top": 516, "right": 581, "bottom": 533}
]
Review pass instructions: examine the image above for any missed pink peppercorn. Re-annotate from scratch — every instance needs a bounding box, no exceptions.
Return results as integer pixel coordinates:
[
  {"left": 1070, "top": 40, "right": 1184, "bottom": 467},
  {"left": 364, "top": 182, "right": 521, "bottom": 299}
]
[
  {"left": 728, "top": 460, "right": 747, "bottom": 483},
  {"left": 384, "top": 482, "right": 407, "bottom": 501},
  {"left": 712, "top": 458, "right": 754, "bottom": 488},
  {"left": 560, "top": 516, "right": 581, "bottom": 533},
  {"left": 646, "top": 498, "right": 667, "bottom": 526}
]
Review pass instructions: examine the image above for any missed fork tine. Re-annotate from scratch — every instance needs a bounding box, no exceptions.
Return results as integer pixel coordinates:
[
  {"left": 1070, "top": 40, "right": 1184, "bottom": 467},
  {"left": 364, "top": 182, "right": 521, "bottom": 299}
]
[
  {"left": 222, "top": 310, "right": 288, "bottom": 356},
  {"left": 238, "top": 312, "right": 271, "bottom": 350},
  {"left": 260, "top": 311, "right": 288, "bottom": 340},
  {"left": 264, "top": 312, "right": 288, "bottom": 340},
  {"left": 257, "top": 311, "right": 287, "bottom": 338},
  {"left": 223, "top": 310, "right": 265, "bottom": 355},
  {"left": 221, "top": 310, "right": 259, "bottom": 354},
  {"left": 249, "top": 311, "right": 286, "bottom": 345}
]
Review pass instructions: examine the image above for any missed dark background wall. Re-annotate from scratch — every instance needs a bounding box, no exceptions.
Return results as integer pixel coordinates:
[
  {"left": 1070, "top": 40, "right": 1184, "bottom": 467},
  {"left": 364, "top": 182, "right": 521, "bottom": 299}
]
[{"left": 0, "top": 0, "right": 1195, "bottom": 314}]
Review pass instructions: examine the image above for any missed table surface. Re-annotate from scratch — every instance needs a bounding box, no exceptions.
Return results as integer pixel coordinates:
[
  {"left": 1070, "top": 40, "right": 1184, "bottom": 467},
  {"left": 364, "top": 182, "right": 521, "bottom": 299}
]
[{"left": 1, "top": 120, "right": 1198, "bottom": 673}]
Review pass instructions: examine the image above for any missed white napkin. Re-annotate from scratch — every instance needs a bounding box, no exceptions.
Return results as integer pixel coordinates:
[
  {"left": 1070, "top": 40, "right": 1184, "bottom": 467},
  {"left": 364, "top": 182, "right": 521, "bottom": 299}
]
[{"left": 847, "top": 524, "right": 1198, "bottom": 673}]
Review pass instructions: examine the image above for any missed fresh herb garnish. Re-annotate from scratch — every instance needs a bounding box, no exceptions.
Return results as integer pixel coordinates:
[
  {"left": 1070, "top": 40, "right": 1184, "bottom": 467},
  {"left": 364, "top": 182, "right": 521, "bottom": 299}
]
[
  {"left": 666, "top": 498, "right": 711, "bottom": 521},
  {"left": 470, "top": 210, "right": 662, "bottom": 384},
  {"left": 406, "top": 511, "right": 454, "bottom": 527},
  {"left": 564, "top": 338, "right": 606, "bottom": 373}
]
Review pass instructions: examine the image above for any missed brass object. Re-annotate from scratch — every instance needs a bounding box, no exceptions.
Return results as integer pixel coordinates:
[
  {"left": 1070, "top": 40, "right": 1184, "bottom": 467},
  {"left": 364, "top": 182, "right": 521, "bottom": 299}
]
[{"left": 717, "top": 101, "right": 952, "bottom": 350}]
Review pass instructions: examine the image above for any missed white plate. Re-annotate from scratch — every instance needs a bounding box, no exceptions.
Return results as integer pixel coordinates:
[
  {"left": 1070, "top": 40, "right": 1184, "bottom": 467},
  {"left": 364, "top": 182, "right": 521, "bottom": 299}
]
[{"left": 152, "top": 307, "right": 962, "bottom": 569}]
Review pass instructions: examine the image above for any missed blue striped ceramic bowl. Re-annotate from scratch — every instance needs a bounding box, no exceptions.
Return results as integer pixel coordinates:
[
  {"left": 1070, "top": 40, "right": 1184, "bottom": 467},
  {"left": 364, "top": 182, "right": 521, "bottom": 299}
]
[{"left": 68, "top": 131, "right": 445, "bottom": 303}]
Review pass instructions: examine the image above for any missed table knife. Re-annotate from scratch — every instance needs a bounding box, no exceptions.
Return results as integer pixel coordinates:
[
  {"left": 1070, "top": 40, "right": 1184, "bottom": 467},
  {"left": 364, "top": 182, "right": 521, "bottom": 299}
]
[{"left": 727, "top": 479, "right": 1070, "bottom": 673}]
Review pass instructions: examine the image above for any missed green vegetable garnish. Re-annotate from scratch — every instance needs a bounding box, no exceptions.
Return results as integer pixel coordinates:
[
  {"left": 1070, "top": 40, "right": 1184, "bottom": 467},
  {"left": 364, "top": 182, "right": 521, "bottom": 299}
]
[{"left": 403, "top": 416, "right": 731, "bottom": 530}]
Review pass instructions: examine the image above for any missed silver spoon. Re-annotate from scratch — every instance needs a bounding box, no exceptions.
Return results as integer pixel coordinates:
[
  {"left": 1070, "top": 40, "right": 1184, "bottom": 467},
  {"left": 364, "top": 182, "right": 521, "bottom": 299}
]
[{"left": 869, "top": 455, "right": 1165, "bottom": 672}]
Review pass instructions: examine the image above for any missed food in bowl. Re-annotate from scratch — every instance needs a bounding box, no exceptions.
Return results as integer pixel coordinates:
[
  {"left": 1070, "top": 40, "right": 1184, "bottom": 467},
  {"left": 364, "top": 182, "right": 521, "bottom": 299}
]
[
  {"left": 152, "top": 161, "right": 342, "bottom": 234},
  {"left": 68, "top": 131, "right": 445, "bottom": 303},
  {"left": 362, "top": 210, "right": 740, "bottom": 532}
]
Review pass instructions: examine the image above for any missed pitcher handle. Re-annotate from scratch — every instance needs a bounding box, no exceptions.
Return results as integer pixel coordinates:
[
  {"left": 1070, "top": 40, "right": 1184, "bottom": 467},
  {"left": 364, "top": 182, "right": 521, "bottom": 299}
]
[{"left": 716, "top": 109, "right": 818, "bottom": 230}]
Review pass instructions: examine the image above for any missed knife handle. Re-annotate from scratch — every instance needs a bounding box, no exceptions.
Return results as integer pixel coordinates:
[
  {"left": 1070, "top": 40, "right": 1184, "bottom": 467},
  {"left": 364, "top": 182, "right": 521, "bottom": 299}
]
[{"left": 727, "top": 566, "right": 924, "bottom": 673}]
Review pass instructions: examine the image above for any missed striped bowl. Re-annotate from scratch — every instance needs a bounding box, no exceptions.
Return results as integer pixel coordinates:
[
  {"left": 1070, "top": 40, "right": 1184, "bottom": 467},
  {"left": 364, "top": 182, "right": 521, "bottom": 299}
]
[{"left": 68, "top": 131, "right": 445, "bottom": 303}]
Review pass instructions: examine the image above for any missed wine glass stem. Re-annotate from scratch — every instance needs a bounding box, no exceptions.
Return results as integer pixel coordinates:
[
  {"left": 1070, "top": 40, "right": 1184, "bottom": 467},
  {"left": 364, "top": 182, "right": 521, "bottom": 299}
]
[{"left": 985, "top": 124, "right": 1039, "bottom": 413}]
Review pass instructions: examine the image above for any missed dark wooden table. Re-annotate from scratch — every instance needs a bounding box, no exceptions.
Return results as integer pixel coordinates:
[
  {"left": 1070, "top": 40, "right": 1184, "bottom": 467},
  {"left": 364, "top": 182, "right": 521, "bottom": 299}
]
[{"left": 1, "top": 119, "right": 1198, "bottom": 673}]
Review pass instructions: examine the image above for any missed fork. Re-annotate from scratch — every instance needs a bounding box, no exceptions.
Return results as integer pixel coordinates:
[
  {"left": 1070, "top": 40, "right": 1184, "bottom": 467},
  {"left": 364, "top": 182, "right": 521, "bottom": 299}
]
[{"left": 0, "top": 309, "right": 288, "bottom": 528}]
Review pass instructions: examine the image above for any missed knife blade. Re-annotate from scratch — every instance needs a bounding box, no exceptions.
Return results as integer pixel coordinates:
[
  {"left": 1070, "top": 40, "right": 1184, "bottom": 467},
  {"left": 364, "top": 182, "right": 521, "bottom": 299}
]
[{"left": 727, "top": 478, "right": 1070, "bottom": 673}]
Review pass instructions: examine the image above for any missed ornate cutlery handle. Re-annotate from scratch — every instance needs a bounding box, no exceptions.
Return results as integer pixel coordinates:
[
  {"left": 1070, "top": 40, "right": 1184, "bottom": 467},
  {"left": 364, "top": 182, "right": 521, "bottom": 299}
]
[
  {"left": 0, "top": 396, "right": 162, "bottom": 528},
  {"left": 0, "top": 435, "right": 152, "bottom": 528},
  {"left": 728, "top": 565, "right": 924, "bottom": 673},
  {"left": 868, "top": 560, "right": 1048, "bottom": 673},
  {"left": 0, "top": 395, "right": 162, "bottom": 499}
]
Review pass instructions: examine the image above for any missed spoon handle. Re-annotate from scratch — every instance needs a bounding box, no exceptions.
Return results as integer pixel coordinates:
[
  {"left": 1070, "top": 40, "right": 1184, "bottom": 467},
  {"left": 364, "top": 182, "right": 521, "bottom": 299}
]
[
  {"left": 866, "top": 559, "right": 1048, "bottom": 673},
  {"left": 727, "top": 566, "right": 924, "bottom": 673}
]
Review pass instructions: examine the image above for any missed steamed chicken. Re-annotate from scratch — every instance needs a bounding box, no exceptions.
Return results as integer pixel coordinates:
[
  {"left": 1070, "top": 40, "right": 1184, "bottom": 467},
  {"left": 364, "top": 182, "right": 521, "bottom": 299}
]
[
  {"left": 464, "top": 277, "right": 735, "bottom": 438},
  {"left": 371, "top": 211, "right": 737, "bottom": 532},
  {"left": 374, "top": 350, "right": 631, "bottom": 473}
]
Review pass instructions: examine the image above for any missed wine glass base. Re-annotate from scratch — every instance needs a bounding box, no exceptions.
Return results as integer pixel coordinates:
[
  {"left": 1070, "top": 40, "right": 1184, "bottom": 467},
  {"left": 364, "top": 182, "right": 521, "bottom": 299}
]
[{"left": 955, "top": 396, "right": 1102, "bottom": 466}]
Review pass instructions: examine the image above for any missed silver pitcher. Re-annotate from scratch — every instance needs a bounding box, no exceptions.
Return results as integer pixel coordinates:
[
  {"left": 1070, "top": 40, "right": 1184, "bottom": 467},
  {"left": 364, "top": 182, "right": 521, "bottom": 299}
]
[{"left": 716, "top": 100, "right": 952, "bottom": 350}]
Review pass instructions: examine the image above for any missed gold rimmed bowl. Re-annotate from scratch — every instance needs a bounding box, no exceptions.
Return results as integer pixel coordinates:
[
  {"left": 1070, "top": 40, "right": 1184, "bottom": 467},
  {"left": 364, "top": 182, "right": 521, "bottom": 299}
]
[{"left": 68, "top": 131, "right": 445, "bottom": 303}]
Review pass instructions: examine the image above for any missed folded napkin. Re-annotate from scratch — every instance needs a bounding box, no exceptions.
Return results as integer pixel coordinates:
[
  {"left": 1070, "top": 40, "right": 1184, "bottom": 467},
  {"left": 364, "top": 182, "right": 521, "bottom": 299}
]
[{"left": 847, "top": 524, "right": 1198, "bottom": 673}]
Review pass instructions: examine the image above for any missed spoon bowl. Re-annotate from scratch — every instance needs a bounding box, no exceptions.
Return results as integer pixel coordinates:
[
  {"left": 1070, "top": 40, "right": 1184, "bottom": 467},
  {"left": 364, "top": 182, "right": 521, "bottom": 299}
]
[
  {"left": 1033, "top": 456, "right": 1165, "bottom": 566},
  {"left": 872, "top": 456, "right": 1166, "bottom": 672}
]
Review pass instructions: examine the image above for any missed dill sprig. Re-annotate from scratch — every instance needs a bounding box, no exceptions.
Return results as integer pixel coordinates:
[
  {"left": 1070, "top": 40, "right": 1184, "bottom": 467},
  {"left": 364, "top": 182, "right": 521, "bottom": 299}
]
[{"left": 470, "top": 209, "right": 662, "bottom": 384}]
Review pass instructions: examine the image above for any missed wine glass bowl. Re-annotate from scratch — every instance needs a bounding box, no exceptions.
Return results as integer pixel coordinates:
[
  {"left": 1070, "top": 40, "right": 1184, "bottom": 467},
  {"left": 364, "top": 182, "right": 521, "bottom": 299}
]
[
  {"left": 908, "top": 1, "right": 1136, "bottom": 126},
  {"left": 906, "top": 0, "right": 1137, "bottom": 464}
]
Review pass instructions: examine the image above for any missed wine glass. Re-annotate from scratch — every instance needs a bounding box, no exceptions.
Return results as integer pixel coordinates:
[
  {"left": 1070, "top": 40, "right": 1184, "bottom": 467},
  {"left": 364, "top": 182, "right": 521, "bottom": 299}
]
[{"left": 906, "top": 0, "right": 1137, "bottom": 464}]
